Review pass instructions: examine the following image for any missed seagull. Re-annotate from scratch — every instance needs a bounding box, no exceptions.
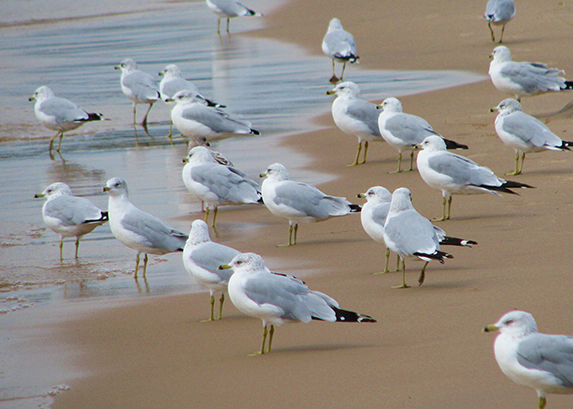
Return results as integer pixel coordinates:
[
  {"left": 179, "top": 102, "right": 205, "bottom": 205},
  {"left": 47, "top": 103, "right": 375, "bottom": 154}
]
[
  {"left": 377, "top": 97, "right": 468, "bottom": 173},
  {"left": 484, "top": 0, "right": 516, "bottom": 43},
  {"left": 325, "top": 82, "right": 383, "bottom": 166},
  {"left": 183, "top": 219, "right": 240, "bottom": 321},
  {"left": 29, "top": 86, "right": 104, "bottom": 156},
  {"left": 158, "top": 64, "right": 225, "bottom": 140},
  {"left": 322, "top": 18, "right": 359, "bottom": 83},
  {"left": 489, "top": 46, "right": 573, "bottom": 102},
  {"left": 205, "top": 0, "right": 262, "bottom": 34},
  {"left": 169, "top": 90, "right": 260, "bottom": 140},
  {"left": 483, "top": 310, "right": 573, "bottom": 409},
  {"left": 219, "top": 252, "right": 376, "bottom": 354},
  {"left": 491, "top": 98, "right": 573, "bottom": 175},
  {"left": 34, "top": 182, "right": 108, "bottom": 260},
  {"left": 260, "top": 163, "right": 361, "bottom": 246},
  {"left": 115, "top": 58, "right": 160, "bottom": 127},
  {"left": 103, "top": 177, "right": 188, "bottom": 278},
  {"left": 182, "top": 146, "right": 262, "bottom": 227},
  {"left": 416, "top": 135, "right": 534, "bottom": 221}
]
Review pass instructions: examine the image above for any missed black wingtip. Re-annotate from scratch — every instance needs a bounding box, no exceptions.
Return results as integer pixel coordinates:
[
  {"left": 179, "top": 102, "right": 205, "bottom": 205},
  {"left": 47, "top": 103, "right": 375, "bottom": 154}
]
[
  {"left": 564, "top": 81, "right": 573, "bottom": 90},
  {"left": 251, "top": 129, "right": 261, "bottom": 136},
  {"left": 440, "top": 236, "right": 478, "bottom": 247},
  {"left": 444, "top": 138, "right": 468, "bottom": 150},
  {"left": 331, "top": 307, "right": 376, "bottom": 323},
  {"left": 349, "top": 204, "right": 362, "bottom": 213}
]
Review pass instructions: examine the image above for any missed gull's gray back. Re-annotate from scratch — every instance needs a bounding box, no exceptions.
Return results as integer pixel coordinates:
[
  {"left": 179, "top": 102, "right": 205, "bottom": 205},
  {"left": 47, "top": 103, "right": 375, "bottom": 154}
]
[{"left": 121, "top": 208, "right": 187, "bottom": 251}]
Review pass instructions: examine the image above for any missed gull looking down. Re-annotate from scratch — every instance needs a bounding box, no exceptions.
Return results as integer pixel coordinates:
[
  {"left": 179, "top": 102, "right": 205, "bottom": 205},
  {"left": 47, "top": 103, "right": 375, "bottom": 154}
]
[
  {"left": 260, "top": 163, "right": 361, "bottom": 246},
  {"left": 417, "top": 135, "right": 534, "bottom": 221},
  {"left": 491, "top": 98, "right": 572, "bottom": 175},
  {"left": 326, "top": 81, "right": 383, "bottom": 166},
  {"left": 34, "top": 182, "right": 108, "bottom": 260},
  {"left": 483, "top": 310, "right": 573, "bottom": 409},
  {"left": 205, "top": 0, "right": 262, "bottom": 34},
  {"left": 322, "top": 18, "right": 359, "bottom": 83},
  {"left": 219, "top": 252, "right": 376, "bottom": 355},
  {"left": 484, "top": 0, "right": 516, "bottom": 43}
]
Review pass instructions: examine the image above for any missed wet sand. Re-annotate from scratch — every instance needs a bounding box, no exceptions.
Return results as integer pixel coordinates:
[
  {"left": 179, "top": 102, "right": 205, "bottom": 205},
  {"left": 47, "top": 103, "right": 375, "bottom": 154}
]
[{"left": 37, "top": 0, "right": 573, "bottom": 407}]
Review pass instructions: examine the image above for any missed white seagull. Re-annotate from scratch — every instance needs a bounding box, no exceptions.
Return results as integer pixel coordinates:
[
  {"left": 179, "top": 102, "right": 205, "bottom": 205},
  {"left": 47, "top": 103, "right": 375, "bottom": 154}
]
[
  {"left": 219, "top": 252, "right": 376, "bottom": 354},
  {"left": 489, "top": 46, "right": 573, "bottom": 102},
  {"left": 183, "top": 219, "right": 240, "bottom": 321},
  {"left": 182, "top": 146, "right": 262, "bottom": 227},
  {"left": 484, "top": 0, "right": 516, "bottom": 43},
  {"left": 417, "top": 135, "right": 534, "bottom": 221},
  {"left": 169, "top": 90, "right": 259, "bottom": 140},
  {"left": 29, "top": 86, "right": 104, "bottom": 156},
  {"left": 115, "top": 58, "right": 160, "bottom": 127},
  {"left": 483, "top": 310, "right": 573, "bottom": 409},
  {"left": 491, "top": 98, "right": 572, "bottom": 175},
  {"left": 104, "top": 177, "right": 188, "bottom": 278},
  {"left": 377, "top": 97, "right": 468, "bottom": 173},
  {"left": 34, "top": 182, "right": 108, "bottom": 260},
  {"left": 325, "top": 81, "right": 383, "bottom": 166},
  {"left": 260, "top": 163, "right": 361, "bottom": 246},
  {"left": 322, "top": 18, "right": 359, "bottom": 83},
  {"left": 205, "top": 0, "right": 262, "bottom": 34}
]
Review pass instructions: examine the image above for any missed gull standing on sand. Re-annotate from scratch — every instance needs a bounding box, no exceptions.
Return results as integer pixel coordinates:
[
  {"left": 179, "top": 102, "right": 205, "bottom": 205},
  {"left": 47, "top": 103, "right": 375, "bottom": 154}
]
[
  {"left": 325, "top": 82, "right": 383, "bottom": 166},
  {"left": 29, "top": 86, "right": 104, "bottom": 156},
  {"left": 417, "top": 135, "right": 534, "bottom": 221},
  {"left": 169, "top": 90, "right": 259, "bottom": 140},
  {"left": 182, "top": 146, "right": 262, "bottom": 227},
  {"left": 260, "top": 163, "right": 361, "bottom": 246},
  {"left": 322, "top": 18, "right": 359, "bottom": 83},
  {"left": 205, "top": 0, "right": 262, "bottom": 34},
  {"left": 115, "top": 58, "right": 160, "bottom": 127},
  {"left": 219, "top": 252, "right": 376, "bottom": 354},
  {"left": 484, "top": 0, "right": 516, "bottom": 43},
  {"left": 183, "top": 219, "right": 240, "bottom": 321},
  {"left": 104, "top": 177, "right": 188, "bottom": 278},
  {"left": 34, "top": 182, "right": 108, "bottom": 260},
  {"left": 483, "top": 310, "right": 573, "bottom": 409},
  {"left": 159, "top": 64, "right": 224, "bottom": 140},
  {"left": 491, "top": 98, "right": 573, "bottom": 175},
  {"left": 489, "top": 46, "right": 573, "bottom": 102},
  {"left": 377, "top": 97, "right": 468, "bottom": 173}
]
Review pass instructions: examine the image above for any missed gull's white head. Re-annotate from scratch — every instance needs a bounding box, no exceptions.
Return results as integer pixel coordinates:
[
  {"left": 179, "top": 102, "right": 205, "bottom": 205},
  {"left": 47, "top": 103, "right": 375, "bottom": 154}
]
[
  {"left": 377, "top": 97, "right": 403, "bottom": 114},
  {"left": 418, "top": 135, "right": 447, "bottom": 152},
  {"left": 327, "top": 18, "right": 344, "bottom": 32},
  {"left": 260, "top": 163, "right": 290, "bottom": 181},
  {"left": 103, "top": 177, "right": 129, "bottom": 197},
  {"left": 491, "top": 46, "right": 512, "bottom": 63},
  {"left": 34, "top": 182, "right": 73, "bottom": 200},
  {"left": 29, "top": 86, "right": 55, "bottom": 103},
  {"left": 115, "top": 58, "right": 138, "bottom": 73},
  {"left": 225, "top": 252, "right": 266, "bottom": 274},
  {"left": 484, "top": 310, "right": 538, "bottom": 337},
  {"left": 327, "top": 81, "right": 361, "bottom": 98},
  {"left": 389, "top": 187, "right": 414, "bottom": 213},
  {"left": 360, "top": 186, "right": 392, "bottom": 205},
  {"left": 183, "top": 146, "right": 215, "bottom": 164},
  {"left": 187, "top": 219, "right": 212, "bottom": 246},
  {"left": 159, "top": 64, "right": 182, "bottom": 79},
  {"left": 493, "top": 98, "right": 522, "bottom": 115}
]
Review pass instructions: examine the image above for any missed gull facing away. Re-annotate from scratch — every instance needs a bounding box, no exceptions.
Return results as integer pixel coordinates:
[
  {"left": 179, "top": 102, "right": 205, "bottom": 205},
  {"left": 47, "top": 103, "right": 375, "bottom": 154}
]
[
  {"left": 484, "top": 0, "right": 516, "bottom": 43},
  {"left": 491, "top": 98, "right": 573, "bottom": 175},
  {"left": 325, "top": 82, "right": 383, "bottom": 166},
  {"left": 483, "top": 310, "right": 573, "bottom": 409},
  {"left": 183, "top": 220, "right": 240, "bottom": 321},
  {"left": 34, "top": 183, "right": 108, "bottom": 260},
  {"left": 159, "top": 64, "right": 225, "bottom": 140},
  {"left": 322, "top": 18, "right": 359, "bottom": 83},
  {"left": 104, "top": 177, "right": 188, "bottom": 279},
  {"left": 377, "top": 97, "right": 468, "bottom": 173},
  {"left": 219, "top": 252, "right": 376, "bottom": 354},
  {"left": 115, "top": 58, "right": 160, "bottom": 127},
  {"left": 182, "top": 146, "right": 262, "bottom": 227},
  {"left": 169, "top": 90, "right": 259, "bottom": 141},
  {"left": 417, "top": 135, "right": 534, "bottom": 221},
  {"left": 205, "top": 0, "right": 262, "bottom": 34},
  {"left": 29, "top": 86, "right": 104, "bottom": 156},
  {"left": 260, "top": 163, "right": 361, "bottom": 246},
  {"left": 489, "top": 46, "right": 573, "bottom": 102}
]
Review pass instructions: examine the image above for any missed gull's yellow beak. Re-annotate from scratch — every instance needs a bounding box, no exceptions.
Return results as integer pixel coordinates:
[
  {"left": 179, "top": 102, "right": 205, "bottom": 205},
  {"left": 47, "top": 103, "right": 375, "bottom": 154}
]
[
  {"left": 218, "top": 263, "right": 232, "bottom": 270},
  {"left": 33, "top": 192, "right": 44, "bottom": 198},
  {"left": 259, "top": 171, "right": 268, "bottom": 178},
  {"left": 325, "top": 89, "right": 336, "bottom": 95},
  {"left": 182, "top": 157, "right": 189, "bottom": 163},
  {"left": 103, "top": 186, "right": 111, "bottom": 192},
  {"left": 490, "top": 106, "right": 499, "bottom": 113},
  {"left": 482, "top": 324, "right": 499, "bottom": 334},
  {"left": 356, "top": 192, "right": 366, "bottom": 199}
]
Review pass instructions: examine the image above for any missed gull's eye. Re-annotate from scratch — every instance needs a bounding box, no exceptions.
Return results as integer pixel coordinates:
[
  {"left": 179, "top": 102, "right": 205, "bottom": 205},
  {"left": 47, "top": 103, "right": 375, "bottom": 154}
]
[{"left": 505, "top": 319, "right": 514, "bottom": 325}]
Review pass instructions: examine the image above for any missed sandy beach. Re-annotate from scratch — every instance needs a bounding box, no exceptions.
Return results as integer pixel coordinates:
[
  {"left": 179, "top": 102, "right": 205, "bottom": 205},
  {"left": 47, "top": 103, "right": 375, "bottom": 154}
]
[{"left": 11, "top": 0, "right": 573, "bottom": 408}]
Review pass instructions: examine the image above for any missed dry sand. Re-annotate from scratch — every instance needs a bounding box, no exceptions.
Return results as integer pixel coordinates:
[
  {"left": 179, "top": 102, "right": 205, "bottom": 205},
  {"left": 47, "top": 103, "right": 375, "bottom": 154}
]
[{"left": 52, "top": 0, "right": 573, "bottom": 408}]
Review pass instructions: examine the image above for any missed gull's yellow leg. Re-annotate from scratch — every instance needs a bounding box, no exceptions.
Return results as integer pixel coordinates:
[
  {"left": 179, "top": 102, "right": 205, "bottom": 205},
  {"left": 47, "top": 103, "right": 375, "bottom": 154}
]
[
  {"left": 392, "top": 259, "right": 410, "bottom": 289},
  {"left": 538, "top": 396, "right": 546, "bottom": 409},
  {"left": 75, "top": 237, "right": 80, "bottom": 258},
  {"left": 59, "top": 237, "right": 64, "bottom": 261},
  {"left": 408, "top": 150, "right": 415, "bottom": 171},
  {"left": 211, "top": 207, "right": 218, "bottom": 228},
  {"left": 134, "top": 253, "right": 140, "bottom": 279},
  {"left": 389, "top": 152, "right": 403, "bottom": 174},
  {"left": 418, "top": 261, "right": 429, "bottom": 286},
  {"left": 217, "top": 293, "right": 225, "bottom": 320},
  {"left": 359, "top": 141, "right": 369, "bottom": 164},
  {"left": 348, "top": 142, "right": 362, "bottom": 166},
  {"left": 142, "top": 253, "right": 149, "bottom": 277},
  {"left": 267, "top": 325, "right": 275, "bottom": 353}
]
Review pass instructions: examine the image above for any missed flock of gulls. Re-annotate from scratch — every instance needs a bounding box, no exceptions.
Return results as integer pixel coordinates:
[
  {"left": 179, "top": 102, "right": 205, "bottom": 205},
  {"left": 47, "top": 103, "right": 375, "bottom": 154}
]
[{"left": 29, "top": 0, "right": 573, "bottom": 406}]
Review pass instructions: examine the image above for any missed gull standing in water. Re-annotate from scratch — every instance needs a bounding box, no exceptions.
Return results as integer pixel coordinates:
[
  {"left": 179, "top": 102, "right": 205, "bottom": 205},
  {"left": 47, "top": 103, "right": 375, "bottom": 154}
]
[
  {"left": 219, "top": 252, "right": 376, "bottom": 354},
  {"left": 104, "top": 177, "right": 188, "bottom": 278},
  {"left": 205, "top": 0, "right": 262, "bottom": 34},
  {"left": 322, "top": 18, "right": 359, "bottom": 83},
  {"left": 326, "top": 82, "right": 383, "bottom": 166},
  {"left": 34, "top": 182, "right": 108, "bottom": 260},
  {"left": 484, "top": 0, "right": 516, "bottom": 43}
]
